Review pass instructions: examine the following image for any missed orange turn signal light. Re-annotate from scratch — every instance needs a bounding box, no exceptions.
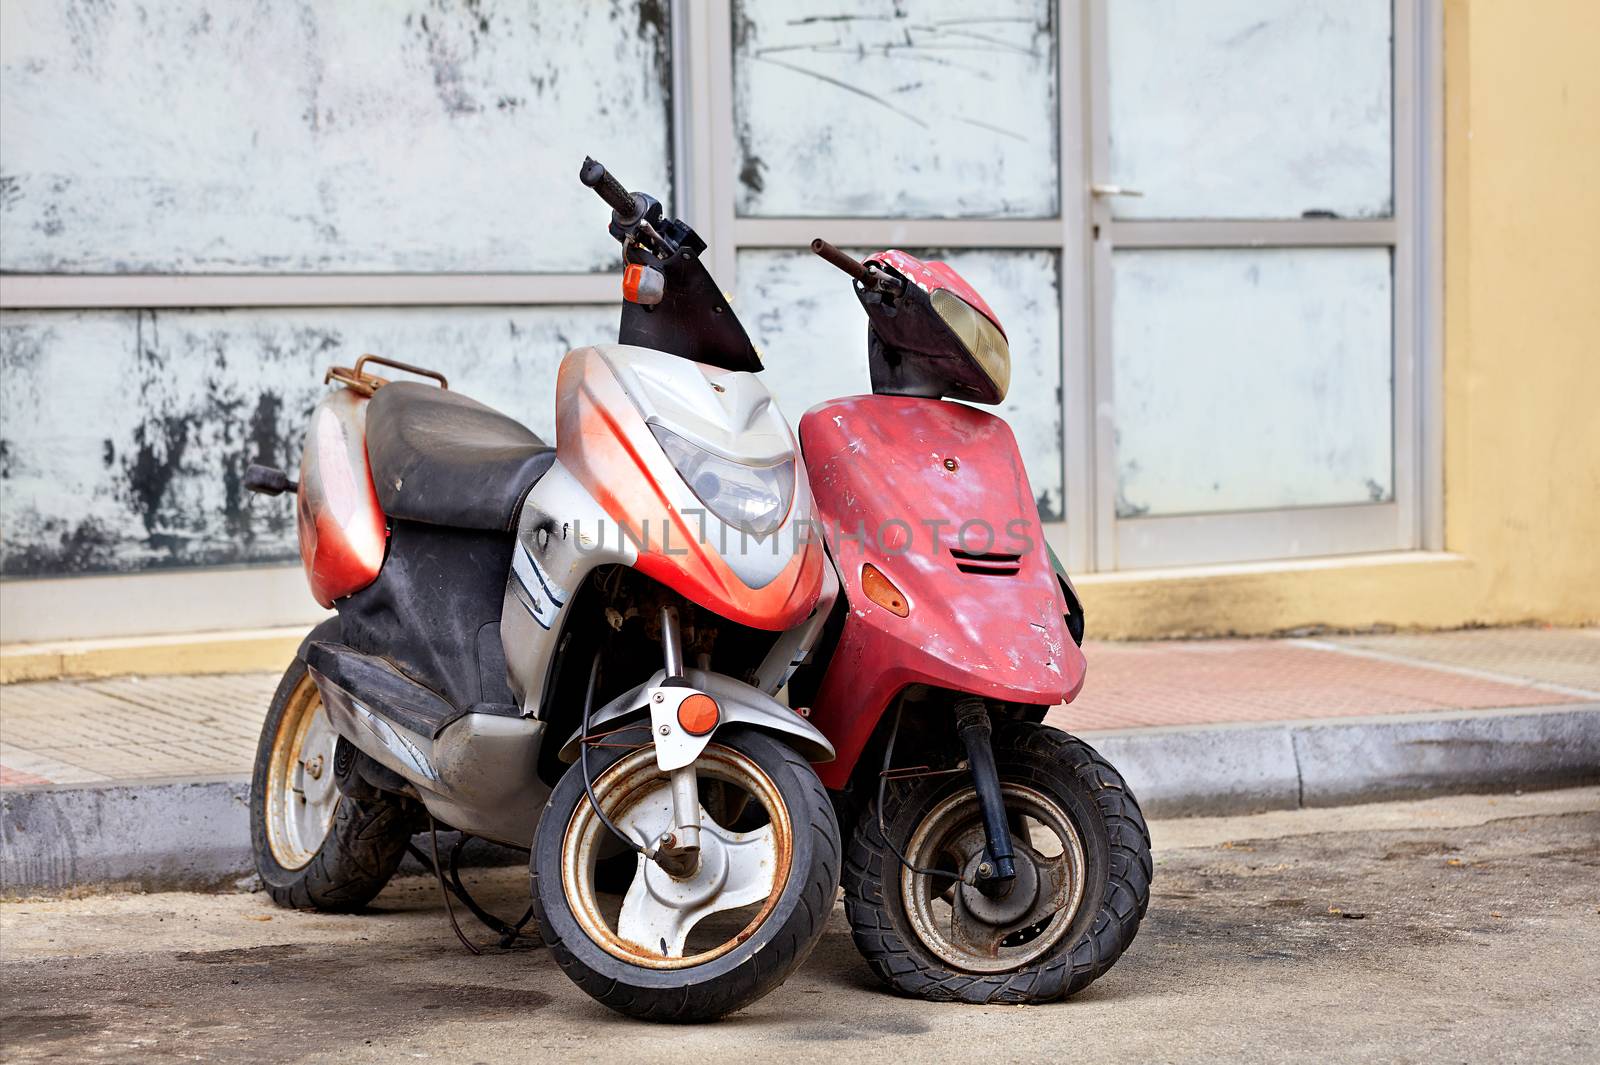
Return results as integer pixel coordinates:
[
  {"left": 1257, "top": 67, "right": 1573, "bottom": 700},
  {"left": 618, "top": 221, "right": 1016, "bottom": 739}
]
[
  {"left": 677, "top": 693, "right": 720, "bottom": 735},
  {"left": 861, "top": 563, "right": 910, "bottom": 617}
]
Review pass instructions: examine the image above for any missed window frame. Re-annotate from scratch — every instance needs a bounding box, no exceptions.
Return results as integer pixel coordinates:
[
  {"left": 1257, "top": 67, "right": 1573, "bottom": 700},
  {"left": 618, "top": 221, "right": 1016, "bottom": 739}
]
[
  {"left": 0, "top": 0, "right": 1444, "bottom": 640},
  {"left": 1084, "top": 0, "right": 1443, "bottom": 570}
]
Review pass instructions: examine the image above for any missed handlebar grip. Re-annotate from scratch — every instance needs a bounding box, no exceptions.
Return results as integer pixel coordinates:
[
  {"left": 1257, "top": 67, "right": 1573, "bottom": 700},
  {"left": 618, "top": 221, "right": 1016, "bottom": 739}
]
[
  {"left": 811, "top": 238, "right": 867, "bottom": 280},
  {"left": 580, "top": 156, "right": 640, "bottom": 221}
]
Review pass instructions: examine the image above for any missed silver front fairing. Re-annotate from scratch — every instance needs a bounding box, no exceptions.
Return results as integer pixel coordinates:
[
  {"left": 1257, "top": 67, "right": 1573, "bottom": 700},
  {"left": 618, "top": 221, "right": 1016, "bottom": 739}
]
[{"left": 499, "top": 345, "right": 834, "bottom": 720}]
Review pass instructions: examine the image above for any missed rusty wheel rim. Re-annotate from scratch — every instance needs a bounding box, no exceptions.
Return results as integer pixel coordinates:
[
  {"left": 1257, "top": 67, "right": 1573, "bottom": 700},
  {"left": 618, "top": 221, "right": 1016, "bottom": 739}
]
[
  {"left": 899, "top": 783, "right": 1087, "bottom": 973},
  {"left": 561, "top": 744, "right": 793, "bottom": 970},
  {"left": 264, "top": 674, "right": 341, "bottom": 870}
]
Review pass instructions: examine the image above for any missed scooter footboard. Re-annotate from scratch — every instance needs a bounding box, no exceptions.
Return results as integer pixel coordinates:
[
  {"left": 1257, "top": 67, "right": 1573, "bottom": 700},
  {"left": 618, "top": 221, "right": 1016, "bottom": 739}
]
[{"left": 308, "top": 642, "right": 548, "bottom": 847}]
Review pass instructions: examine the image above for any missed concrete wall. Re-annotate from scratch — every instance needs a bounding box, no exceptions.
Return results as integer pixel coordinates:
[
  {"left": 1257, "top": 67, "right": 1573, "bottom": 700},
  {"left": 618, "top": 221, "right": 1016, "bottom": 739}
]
[
  {"left": 0, "top": 0, "right": 669, "bottom": 581},
  {"left": 1081, "top": 0, "right": 1600, "bottom": 637}
]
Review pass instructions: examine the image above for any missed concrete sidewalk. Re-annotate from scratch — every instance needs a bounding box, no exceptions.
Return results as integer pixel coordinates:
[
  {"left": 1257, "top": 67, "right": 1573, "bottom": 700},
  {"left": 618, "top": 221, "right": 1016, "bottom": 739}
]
[
  {"left": 3, "top": 626, "right": 1598, "bottom": 891},
  {"left": 6, "top": 790, "right": 1598, "bottom": 1063}
]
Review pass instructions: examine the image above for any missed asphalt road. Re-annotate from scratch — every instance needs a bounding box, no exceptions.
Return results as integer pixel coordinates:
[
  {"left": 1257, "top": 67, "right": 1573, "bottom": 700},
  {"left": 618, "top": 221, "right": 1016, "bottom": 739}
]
[{"left": 3, "top": 788, "right": 1597, "bottom": 1065}]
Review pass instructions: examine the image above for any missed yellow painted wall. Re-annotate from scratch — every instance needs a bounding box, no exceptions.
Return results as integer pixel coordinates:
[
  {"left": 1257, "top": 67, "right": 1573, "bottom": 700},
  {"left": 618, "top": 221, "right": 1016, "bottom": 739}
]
[{"left": 1083, "top": 0, "right": 1600, "bottom": 639}]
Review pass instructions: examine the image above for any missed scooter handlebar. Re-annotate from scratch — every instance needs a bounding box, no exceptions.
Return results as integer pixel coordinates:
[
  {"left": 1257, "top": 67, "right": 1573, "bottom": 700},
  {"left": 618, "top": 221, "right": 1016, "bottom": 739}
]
[
  {"left": 811, "top": 238, "right": 867, "bottom": 281},
  {"left": 580, "top": 157, "right": 642, "bottom": 223}
]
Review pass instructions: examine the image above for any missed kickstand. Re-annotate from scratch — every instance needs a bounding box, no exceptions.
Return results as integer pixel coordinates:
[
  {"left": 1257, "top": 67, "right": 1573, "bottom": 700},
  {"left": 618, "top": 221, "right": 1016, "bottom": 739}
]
[{"left": 411, "top": 814, "right": 536, "bottom": 954}]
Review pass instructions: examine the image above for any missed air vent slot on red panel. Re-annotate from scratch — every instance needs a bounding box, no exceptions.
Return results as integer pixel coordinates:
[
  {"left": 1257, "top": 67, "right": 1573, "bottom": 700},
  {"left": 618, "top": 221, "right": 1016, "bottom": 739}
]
[{"left": 950, "top": 548, "right": 1022, "bottom": 576}]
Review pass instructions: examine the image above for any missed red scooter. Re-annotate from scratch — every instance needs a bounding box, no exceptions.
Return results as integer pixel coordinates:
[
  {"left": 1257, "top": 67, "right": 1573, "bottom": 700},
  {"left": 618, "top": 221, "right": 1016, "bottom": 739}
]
[
  {"left": 246, "top": 158, "right": 1148, "bottom": 1020},
  {"left": 793, "top": 240, "right": 1151, "bottom": 1002}
]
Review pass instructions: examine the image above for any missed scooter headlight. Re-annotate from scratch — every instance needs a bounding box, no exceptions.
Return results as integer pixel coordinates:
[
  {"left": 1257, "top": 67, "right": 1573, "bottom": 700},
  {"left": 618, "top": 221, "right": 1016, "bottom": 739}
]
[{"left": 649, "top": 424, "right": 796, "bottom": 537}]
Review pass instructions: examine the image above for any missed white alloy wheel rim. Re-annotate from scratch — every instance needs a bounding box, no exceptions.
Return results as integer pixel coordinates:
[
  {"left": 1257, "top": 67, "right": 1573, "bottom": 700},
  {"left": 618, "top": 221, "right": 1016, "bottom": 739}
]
[
  {"left": 561, "top": 744, "right": 793, "bottom": 969},
  {"left": 900, "top": 783, "right": 1087, "bottom": 973},
  {"left": 265, "top": 676, "right": 342, "bottom": 870}
]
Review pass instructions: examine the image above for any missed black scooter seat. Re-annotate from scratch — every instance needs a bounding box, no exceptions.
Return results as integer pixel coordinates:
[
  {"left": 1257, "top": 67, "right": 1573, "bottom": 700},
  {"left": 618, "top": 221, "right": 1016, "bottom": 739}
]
[{"left": 365, "top": 382, "right": 554, "bottom": 532}]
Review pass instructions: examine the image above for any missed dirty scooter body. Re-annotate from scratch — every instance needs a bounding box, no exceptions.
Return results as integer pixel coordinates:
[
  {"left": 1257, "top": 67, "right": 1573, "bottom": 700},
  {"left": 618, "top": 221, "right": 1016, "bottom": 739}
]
[
  {"left": 248, "top": 159, "right": 840, "bottom": 1023},
  {"left": 786, "top": 240, "right": 1154, "bottom": 1003}
]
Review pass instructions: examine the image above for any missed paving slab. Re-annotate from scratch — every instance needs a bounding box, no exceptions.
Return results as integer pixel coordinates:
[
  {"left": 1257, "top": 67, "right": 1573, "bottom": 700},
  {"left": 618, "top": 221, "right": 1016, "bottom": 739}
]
[
  {"left": 1322, "top": 624, "right": 1600, "bottom": 693},
  {"left": 2, "top": 628, "right": 1597, "bottom": 892},
  {"left": 4, "top": 628, "right": 1595, "bottom": 788}
]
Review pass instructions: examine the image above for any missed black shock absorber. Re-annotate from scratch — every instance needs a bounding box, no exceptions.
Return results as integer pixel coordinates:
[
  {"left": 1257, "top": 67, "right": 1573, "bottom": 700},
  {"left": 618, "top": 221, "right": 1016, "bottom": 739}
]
[{"left": 954, "top": 697, "right": 1017, "bottom": 893}]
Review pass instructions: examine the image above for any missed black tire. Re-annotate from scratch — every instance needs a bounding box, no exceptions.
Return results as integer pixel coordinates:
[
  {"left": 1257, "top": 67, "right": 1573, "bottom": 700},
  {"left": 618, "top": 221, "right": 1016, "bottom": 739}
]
[
  {"left": 843, "top": 721, "right": 1151, "bottom": 1003},
  {"left": 249, "top": 653, "right": 412, "bottom": 912},
  {"left": 531, "top": 725, "right": 840, "bottom": 1022}
]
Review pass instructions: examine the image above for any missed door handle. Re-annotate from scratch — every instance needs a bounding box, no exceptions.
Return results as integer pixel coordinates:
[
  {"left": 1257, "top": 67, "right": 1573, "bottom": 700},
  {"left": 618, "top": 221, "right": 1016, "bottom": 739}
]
[{"left": 1090, "top": 184, "right": 1144, "bottom": 198}]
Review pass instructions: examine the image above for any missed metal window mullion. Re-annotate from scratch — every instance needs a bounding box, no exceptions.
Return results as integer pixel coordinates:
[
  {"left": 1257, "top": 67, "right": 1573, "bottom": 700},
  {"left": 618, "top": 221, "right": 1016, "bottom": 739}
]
[
  {"left": 669, "top": 0, "right": 696, "bottom": 224},
  {"left": 702, "top": 0, "right": 739, "bottom": 292},
  {"left": 731, "top": 217, "right": 1064, "bottom": 251},
  {"left": 1086, "top": 0, "right": 1118, "bottom": 571},
  {"left": 1058, "top": 0, "right": 1094, "bottom": 572},
  {"left": 1390, "top": 0, "right": 1421, "bottom": 553},
  {"left": 1109, "top": 218, "right": 1399, "bottom": 248},
  {"left": 0, "top": 272, "right": 621, "bottom": 310},
  {"left": 1417, "top": 0, "right": 1445, "bottom": 552}
]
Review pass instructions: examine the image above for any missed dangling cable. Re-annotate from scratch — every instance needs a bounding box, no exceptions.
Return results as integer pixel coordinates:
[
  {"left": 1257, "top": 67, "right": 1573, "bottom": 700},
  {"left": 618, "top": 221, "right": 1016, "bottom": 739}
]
[
  {"left": 446, "top": 836, "right": 534, "bottom": 947},
  {"left": 427, "top": 814, "right": 483, "bottom": 955},
  {"left": 579, "top": 651, "right": 654, "bottom": 858},
  {"left": 877, "top": 703, "right": 969, "bottom": 884},
  {"left": 413, "top": 817, "right": 537, "bottom": 954}
]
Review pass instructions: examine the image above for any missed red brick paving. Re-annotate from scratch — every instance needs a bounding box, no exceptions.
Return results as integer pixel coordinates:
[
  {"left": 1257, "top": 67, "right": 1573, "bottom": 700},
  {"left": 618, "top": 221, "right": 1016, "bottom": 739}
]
[
  {"left": 0, "top": 765, "right": 52, "bottom": 787},
  {"left": 1049, "top": 638, "right": 1580, "bottom": 733},
  {"left": 1, "top": 630, "right": 1593, "bottom": 786}
]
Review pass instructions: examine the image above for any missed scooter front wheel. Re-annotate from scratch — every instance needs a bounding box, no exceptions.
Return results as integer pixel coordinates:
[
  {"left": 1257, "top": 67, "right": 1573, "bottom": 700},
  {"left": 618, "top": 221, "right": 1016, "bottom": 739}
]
[
  {"left": 531, "top": 725, "right": 840, "bottom": 1022},
  {"left": 843, "top": 721, "right": 1152, "bottom": 1003}
]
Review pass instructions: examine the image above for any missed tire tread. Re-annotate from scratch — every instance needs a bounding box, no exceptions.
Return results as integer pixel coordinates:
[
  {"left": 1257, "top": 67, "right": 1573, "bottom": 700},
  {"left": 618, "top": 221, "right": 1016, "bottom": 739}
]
[{"left": 842, "top": 722, "right": 1151, "bottom": 1004}]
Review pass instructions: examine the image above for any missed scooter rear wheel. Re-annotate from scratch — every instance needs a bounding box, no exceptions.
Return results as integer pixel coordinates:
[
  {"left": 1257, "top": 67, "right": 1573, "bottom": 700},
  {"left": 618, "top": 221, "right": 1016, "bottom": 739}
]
[
  {"left": 249, "top": 655, "right": 412, "bottom": 911},
  {"left": 531, "top": 725, "right": 840, "bottom": 1022},
  {"left": 843, "top": 721, "right": 1152, "bottom": 1003}
]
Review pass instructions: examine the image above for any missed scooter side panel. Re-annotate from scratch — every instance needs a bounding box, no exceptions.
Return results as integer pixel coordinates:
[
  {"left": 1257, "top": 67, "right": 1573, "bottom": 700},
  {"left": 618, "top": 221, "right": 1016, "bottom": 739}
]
[
  {"left": 799, "top": 395, "right": 1086, "bottom": 789},
  {"left": 501, "top": 460, "right": 638, "bottom": 712}
]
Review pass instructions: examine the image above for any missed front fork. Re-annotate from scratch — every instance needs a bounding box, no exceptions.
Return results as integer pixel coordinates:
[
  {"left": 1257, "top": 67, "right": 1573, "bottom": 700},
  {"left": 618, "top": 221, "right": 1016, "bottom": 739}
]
[
  {"left": 655, "top": 605, "right": 704, "bottom": 877},
  {"left": 954, "top": 697, "right": 1017, "bottom": 892}
]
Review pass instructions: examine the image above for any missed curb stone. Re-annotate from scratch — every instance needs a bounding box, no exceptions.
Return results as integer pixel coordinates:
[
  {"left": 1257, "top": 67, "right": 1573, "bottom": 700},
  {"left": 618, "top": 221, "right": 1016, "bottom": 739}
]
[
  {"left": 1084, "top": 704, "right": 1600, "bottom": 817},
  {"left": 4, "top": 706, "right": 1598, "bottom": 894}
]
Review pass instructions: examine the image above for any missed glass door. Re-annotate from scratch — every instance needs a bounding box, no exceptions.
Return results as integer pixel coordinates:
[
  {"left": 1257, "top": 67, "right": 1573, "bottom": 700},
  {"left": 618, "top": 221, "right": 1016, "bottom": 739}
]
[{"left": 1084, "top": 0, "right": 1435, "bottom": 569}]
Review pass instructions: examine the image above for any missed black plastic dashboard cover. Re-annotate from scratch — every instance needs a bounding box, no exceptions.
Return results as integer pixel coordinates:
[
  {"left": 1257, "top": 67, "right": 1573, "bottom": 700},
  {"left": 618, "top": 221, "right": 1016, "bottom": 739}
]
[{"left": 618, "top": 229, "right": 763, "bottom": 373}]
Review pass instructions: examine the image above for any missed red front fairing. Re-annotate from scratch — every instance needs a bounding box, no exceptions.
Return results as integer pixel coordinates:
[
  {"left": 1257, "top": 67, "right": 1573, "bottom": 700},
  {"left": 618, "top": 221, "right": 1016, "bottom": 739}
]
[{"left": 799, "top": 395, "right": 1086, "bottom": 789}]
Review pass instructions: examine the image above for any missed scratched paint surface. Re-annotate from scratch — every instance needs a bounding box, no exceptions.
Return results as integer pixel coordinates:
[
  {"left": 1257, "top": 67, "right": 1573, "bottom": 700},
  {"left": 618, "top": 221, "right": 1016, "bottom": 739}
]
[
  {"left": 737, "top": 248, "right": 1063, "bottom": 521},
  {"left": 0, "top": 306, "right": 617, "bottom": 576},
  {"left": 1107, "top": 0, "right": 1392, "bottom": 220},
  {"left": 1112, "top": 248, "right": 1393, "bottom": 518},
  {"left": 732, "top": 0, "right": 1057, "bottom": 218},
  {"left": 0, "top": 1, "right": 671, "bottom": 273}
]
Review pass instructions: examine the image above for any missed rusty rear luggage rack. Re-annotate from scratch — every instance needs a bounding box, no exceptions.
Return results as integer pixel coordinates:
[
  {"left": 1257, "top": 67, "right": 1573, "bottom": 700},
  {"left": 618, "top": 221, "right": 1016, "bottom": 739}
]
[{"left": 326, "top": 353, "right": 449, "bottom": 397}]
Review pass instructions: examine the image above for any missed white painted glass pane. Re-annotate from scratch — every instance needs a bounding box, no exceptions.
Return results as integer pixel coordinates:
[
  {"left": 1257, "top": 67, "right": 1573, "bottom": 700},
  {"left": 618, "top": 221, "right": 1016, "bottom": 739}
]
[
  {"left": 1107, "top": 0, "right": 1392, "bottom": 220},
  {"left": 732, "top": 1, "right": 1058, "bottom": 218},
  {"left": 0, "top": 306, "right": 617, "bottom": 576},
  {"left": 0, "top": 2, "right": 671, "bottom": 273},
  {"left": 737, "top": 248, "right": 1063, "bottom": 519},
  {"left": 1112, "top": 248, "right": 1392, "bottom": 517}
]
